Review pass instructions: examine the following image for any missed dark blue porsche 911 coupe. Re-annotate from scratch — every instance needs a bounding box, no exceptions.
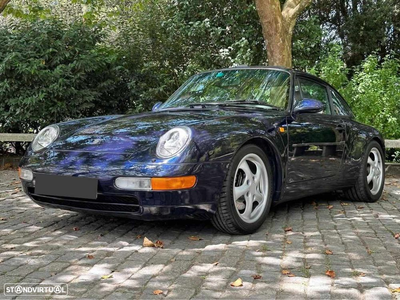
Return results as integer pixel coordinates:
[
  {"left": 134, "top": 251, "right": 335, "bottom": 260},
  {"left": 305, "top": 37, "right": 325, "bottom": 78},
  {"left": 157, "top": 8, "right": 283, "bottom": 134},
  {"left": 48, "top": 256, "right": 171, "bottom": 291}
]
[{"left": 19, "top": 67, "right": 385, "bottom": 234}]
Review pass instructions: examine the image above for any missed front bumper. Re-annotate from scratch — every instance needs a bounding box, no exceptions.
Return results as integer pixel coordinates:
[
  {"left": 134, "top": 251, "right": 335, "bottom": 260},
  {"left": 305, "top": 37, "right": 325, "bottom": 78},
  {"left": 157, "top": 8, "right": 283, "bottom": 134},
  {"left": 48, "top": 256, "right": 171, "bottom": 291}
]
[{"left": 21, "top": 161, "right": 229, "bottom": 220}]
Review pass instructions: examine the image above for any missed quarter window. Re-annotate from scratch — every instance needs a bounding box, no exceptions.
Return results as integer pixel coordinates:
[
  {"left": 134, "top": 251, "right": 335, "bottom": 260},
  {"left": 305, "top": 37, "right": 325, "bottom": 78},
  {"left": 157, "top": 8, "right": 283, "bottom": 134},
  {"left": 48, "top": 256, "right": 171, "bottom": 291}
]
[{"left": 331, "top": 89, "right": 352, "bottom": 116}]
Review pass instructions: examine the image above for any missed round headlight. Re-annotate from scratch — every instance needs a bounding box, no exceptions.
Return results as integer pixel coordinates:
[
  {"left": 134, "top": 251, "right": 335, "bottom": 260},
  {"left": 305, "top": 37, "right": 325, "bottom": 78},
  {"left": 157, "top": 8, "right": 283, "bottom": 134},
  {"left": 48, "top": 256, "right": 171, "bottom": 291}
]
[
  {"left": 156, "top": 127, "right": 191, "bottom": 158},
  {"left": 32, "top": 125, "right": 59, "bottom": 152}
]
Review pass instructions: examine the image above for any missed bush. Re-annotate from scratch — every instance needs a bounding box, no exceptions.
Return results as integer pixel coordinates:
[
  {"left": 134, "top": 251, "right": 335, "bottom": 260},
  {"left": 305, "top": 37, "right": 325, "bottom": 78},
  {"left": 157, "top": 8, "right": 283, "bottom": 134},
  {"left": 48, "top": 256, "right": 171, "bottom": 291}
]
[
  {"left": 346, "top": 55, "right": 400, "bottom": 139},
  {"left": 311, "top": 46, "right": 400, "bottom": 139},
  {"left": 0, "top": 19, "right": 132, "bottom": 133}
]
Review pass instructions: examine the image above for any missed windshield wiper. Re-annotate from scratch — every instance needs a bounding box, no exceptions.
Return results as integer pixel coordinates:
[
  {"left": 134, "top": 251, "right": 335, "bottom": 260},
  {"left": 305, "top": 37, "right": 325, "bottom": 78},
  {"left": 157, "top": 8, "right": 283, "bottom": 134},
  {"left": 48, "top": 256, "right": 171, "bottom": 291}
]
[
  {"left": 183, "top": 101, "right": 282, "bottom": 110},
  {"left": 224, "top": 100, "right": 282, "bottom": 110}
]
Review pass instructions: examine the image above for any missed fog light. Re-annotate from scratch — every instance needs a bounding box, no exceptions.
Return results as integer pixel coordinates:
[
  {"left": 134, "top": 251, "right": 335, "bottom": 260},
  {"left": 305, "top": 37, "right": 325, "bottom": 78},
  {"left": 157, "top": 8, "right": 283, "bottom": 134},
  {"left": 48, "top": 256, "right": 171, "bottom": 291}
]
[
  {"left": 115, "top": 177, "right": 151, "bottom": 191},
  {"left": 18, "top": 168, "right": 33, "bottom": 181}
]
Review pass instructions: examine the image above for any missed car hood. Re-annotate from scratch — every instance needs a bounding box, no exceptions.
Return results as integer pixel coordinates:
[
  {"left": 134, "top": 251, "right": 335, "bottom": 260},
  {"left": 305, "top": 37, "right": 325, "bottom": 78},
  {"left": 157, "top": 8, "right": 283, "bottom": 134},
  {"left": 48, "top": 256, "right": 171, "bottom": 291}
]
[{"left": 37, "top": 109, "right": 284, "bottom": 167}]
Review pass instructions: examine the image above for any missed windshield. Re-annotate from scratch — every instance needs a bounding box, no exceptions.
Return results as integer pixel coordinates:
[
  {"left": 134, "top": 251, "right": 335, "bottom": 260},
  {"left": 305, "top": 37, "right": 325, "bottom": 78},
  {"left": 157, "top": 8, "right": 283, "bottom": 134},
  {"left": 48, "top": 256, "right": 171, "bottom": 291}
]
[{"left": 160, "top": 69, "right": 290, "bottom": 110}]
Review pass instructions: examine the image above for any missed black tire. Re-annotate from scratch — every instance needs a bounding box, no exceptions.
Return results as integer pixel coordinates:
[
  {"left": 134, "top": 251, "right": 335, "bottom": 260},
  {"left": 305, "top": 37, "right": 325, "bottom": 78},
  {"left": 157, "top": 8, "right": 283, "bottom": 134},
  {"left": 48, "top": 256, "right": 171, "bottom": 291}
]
[
  {"left": 211, "top": 144, "right": 273, "bottom": 234},
  {"left": 343, "top": 141, "right": 385, "bottom": 202}
]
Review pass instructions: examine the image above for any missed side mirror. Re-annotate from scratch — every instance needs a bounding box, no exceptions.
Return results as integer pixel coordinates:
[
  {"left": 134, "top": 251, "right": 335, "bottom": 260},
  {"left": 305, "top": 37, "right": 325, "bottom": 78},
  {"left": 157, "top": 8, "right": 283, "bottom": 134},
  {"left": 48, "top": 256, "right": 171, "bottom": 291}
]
[
  {"left": 293, "top": 99, "right": 324, "bottom": 114},
  {"left": 152, "top": 102, "right": 163, "bottom": 112}
]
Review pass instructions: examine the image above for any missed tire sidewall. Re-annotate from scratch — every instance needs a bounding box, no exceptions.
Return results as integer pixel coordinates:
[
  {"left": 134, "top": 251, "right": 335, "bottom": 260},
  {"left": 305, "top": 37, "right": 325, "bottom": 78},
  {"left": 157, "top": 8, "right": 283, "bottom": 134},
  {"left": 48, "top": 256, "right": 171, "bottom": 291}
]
[
  {"left": 362, "top": 141, "right": 385, "bottom": 201},
  {"left": 225, "top": 144, "right": 273, "bottom": 233}
]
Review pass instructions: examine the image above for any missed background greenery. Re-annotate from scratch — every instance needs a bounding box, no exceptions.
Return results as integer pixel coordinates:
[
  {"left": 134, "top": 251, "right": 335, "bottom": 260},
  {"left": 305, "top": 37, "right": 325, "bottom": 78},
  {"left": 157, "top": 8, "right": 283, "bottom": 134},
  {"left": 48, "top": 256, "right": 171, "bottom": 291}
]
[{"left": 0, "top": 0, "right": 399, "bottom": 154}]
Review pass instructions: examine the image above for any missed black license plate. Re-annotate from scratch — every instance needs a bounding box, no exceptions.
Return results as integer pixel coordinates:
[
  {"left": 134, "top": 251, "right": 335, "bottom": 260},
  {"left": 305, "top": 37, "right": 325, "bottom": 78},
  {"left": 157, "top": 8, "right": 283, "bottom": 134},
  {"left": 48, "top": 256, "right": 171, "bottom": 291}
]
[{"left": 35, "top": 174, "right": 98, "bottom": 200}]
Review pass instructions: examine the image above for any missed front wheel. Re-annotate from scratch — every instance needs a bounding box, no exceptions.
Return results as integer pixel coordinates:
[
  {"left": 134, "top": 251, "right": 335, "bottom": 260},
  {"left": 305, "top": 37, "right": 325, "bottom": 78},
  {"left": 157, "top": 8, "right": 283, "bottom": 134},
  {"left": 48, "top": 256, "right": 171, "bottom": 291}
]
[
  {"left": 211, "top": 144, "right": 273, "bottom": 234},
  {"left": 343, "top": 141, "right": 385, "bottom": 202}
]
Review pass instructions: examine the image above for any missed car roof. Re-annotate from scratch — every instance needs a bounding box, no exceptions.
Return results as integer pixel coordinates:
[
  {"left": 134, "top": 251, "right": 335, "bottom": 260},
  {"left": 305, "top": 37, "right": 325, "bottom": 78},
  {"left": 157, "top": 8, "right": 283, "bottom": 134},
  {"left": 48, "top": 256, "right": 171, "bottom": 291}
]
[{"left": 204, "top": 65, "right": 336, "bottom": 91}]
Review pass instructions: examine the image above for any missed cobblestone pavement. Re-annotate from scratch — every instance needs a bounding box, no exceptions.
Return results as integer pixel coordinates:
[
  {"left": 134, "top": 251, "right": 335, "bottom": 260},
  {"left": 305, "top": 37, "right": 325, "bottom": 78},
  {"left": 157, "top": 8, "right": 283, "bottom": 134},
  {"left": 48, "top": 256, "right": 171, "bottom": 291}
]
[{"left": 0, "top": 170, "right": 399, "bottom": 299}]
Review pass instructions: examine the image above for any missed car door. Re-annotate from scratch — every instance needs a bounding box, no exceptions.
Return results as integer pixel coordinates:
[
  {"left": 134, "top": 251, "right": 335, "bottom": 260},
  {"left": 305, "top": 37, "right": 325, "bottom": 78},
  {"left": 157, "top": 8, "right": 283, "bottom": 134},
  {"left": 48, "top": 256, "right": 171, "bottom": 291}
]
[
  {"left": 285, "top": 76, "right": 346, "bottom": 197},
  {"left": 329, "top": 88, "right": 355, "bottom": 184}
]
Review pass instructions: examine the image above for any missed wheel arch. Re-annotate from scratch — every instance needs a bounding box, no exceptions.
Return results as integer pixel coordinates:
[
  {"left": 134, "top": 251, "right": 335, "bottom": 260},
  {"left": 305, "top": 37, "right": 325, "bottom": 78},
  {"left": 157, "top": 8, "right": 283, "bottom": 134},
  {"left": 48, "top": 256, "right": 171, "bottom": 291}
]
[
  {"left": 371, "top": 136, "right": 385, "bottom": 153},
  {"left": 240, "top": 137, "right": 283, "bottom": 202}
]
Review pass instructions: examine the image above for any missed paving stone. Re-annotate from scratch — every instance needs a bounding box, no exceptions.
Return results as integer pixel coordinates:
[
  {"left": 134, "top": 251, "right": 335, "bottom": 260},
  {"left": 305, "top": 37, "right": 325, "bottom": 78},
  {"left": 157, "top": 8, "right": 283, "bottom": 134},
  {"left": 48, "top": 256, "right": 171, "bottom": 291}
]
[
  {"left": 0, "top": 171, "right": 399, "bottom": 299},
  {"left": 166, "top": 288, "right": 196, "bottom": 299}
]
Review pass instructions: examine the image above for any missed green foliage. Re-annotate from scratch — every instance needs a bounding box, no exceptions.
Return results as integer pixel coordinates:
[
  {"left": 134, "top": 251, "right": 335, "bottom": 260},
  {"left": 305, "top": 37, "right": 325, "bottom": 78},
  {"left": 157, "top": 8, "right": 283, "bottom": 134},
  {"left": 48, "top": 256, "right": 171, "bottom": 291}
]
[
  {"left": 346, "top": 55, "right": 400, "bottom": 139},
  {"left": 1, "top": 0, "right": 399, "bottom": 141},
  {"left": 311, "top": 0, "right": 400, "bottom": 68},
  {"left": 312, "top": 46, "right": 400, "bottom": 139},
  {"left": 393, "top": 151, "right": 400, "bottom": 163},
  {"left": 0, "top": 19, "right": 131, "bottom": 133},
  {"left": 292, "top": 15, "right": 323, "bottom": 70},
  {"left": 308, "top": 45, "right": 349, "bottom": 91}
]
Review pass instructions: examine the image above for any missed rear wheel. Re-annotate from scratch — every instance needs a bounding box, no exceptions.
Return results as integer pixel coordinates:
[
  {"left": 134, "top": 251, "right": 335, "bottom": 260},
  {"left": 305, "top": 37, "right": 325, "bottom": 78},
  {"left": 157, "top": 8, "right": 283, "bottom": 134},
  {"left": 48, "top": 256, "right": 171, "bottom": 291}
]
[
  {"left": 211, "top": 144, "right": 273, "bottom": 234},
  {"left": 343, "top": 141, "right": 384, "bottom": 202}
]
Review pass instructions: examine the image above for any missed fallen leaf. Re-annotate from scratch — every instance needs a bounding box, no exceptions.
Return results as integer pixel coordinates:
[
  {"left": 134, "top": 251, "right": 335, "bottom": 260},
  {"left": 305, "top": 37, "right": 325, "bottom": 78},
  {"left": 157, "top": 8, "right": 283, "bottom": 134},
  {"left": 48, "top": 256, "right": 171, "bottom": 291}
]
[
  {"left": 100, "top": 274, "right": 113, "bottom": 280},
  {"left": 252, "top": 274, "right": 262, "bottom": 279},
  {"left": 155, "top": 240, "right": 164, "bottom": 248},
  {"left": 359, "top": 272, "right": 366, "bottom": 277},
  {"left": 11, "top": 188, "right": 19, "bottom": 195},
  {"left": 72, "top": 227, "right": 79, "bottom": 231},
  {"left": 357, "top": 206, "right": 364, "bottom": 209},
  {"left": 136, "top": 235, "right": 142, "bottom": 239},
  {"left": 11, "top": 181, "right": 19, "bottom": 185},
  {"left": 230, "top": 278, "right": 243, "bottom": 287},
  {"left": 325, "top": 249, "right": 333, "bottom": 255},
  {"left": 281, "top": 270, "right": 291, "bottom": 275},
  {"left": 212, "top": 262, "right": 219, "bottom": 266},
  {"left": 328, "top": 205, "right": 334, "bottom": 210},
  {"left": 284, "top": 227, "right": 292, "bottom": 232},
  {"left": 87, "top": 254, "right": 94, "bottom": 259},
  {"left": 153, "top": 290, "right": 163, "bottom": 295},
  {"left": 288, "top": 273, "right": 295, "bottom": 277},
  {"left": 338, "top": 210, "right": 345, "bottom": 214},
  {"left": 340, "top": 202, "right": 349, "bottom": 206},
  {"left": 286, "top": 240, "right": 292, "bottom": 245},
  {"left": 188, "top": 236, "right": 203, "bottom": 241},
  {"left": 394, "top": 233, "right": 400, "bottom": 239},
  {"left": 2, "top": 163, "right": 13, "bottom": 170},
  {"left": 391, "top": 288, "right": 400, "bottom": 293},
  {"left": 325, "top": 270, "right": 336, "bottom": 278},
  {"left": 143, "top": 237, "right": 155, "bottom": 247}
]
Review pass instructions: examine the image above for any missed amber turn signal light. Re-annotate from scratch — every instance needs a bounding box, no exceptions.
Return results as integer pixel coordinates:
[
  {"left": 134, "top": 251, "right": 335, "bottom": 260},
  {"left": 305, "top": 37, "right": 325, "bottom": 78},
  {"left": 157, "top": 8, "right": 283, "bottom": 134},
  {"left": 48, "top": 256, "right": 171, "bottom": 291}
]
[{"left": 151, "top": 176, "right": 197, "bottom": 190}]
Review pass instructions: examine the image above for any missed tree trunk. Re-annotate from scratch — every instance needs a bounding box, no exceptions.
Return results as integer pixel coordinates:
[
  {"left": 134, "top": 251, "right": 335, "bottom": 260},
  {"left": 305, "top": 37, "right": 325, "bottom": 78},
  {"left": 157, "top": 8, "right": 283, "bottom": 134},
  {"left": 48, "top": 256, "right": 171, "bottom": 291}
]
[
  {"left": 255, "top": 0, "right": 313, "bottom": 68},
  {"left": 0, "top": 0, "right": 11, "bottom": 14}
]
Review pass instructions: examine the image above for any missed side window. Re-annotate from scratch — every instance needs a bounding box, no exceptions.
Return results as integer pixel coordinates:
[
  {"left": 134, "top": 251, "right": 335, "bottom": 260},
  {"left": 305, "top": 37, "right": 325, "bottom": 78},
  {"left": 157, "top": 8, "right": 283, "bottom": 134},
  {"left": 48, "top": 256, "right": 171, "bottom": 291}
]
[
  {"left": 331, "top": 89, "right": 352, "bottom": 116},
  {"left": 298, "top": 78, "right": 331, "bottom": 114}
]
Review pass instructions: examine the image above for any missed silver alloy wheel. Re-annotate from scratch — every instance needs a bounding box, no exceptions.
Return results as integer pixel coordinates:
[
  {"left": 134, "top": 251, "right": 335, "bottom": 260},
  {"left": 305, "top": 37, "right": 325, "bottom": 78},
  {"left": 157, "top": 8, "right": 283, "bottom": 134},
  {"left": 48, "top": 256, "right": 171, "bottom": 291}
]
[
  {"left": 366, "top": 147, "right": 383, "bottom": 195},
  {"left": 233, "top": 153, "right": 268, "bottom": 223}
]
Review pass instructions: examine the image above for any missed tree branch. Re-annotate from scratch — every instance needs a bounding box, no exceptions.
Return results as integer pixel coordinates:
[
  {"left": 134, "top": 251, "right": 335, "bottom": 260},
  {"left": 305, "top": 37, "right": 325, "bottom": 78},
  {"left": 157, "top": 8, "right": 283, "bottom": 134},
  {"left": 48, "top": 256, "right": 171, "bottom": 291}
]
[
  {"left": 282, "top": 0, "right": 313, "bottom": 23},
  {"left": 0, "top": 0, "right": 11, "bottom": 14}
]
